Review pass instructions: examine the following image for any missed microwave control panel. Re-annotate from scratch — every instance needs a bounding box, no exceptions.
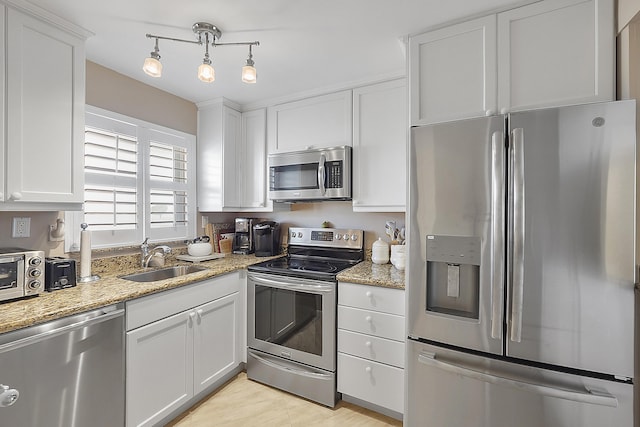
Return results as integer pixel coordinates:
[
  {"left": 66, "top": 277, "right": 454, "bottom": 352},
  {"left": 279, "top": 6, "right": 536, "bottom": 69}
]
[{"left": 325, "top": 160, "right": 343, "bottom": 188}]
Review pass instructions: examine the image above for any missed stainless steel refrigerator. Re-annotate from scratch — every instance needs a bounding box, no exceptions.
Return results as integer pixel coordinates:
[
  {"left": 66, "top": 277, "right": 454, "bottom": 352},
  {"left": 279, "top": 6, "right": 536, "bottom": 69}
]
[{"left": 406, "top": 100, "right": 636, "bottom": 427}]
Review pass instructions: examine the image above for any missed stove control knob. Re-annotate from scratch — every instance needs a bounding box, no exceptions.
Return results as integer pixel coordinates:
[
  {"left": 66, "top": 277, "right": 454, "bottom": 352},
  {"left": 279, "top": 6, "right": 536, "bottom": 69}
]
[
  {"left": 335, "top": 234, "right": 342, "bottom": 240},
  {"left": 297, "top": 232, "right": 303, "bottom": 238},
  {"left": 351, "top": 234, "right": 358, "bottom": 241},
  {"left": 343, "top": 234, "right": 350, "bottom": 241}
]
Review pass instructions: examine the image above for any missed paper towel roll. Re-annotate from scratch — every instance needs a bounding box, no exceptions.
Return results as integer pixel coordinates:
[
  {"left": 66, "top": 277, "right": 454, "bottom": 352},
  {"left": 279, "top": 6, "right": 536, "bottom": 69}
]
[{"left": 80, "top": 223, "right": 91, "bottom": 278}]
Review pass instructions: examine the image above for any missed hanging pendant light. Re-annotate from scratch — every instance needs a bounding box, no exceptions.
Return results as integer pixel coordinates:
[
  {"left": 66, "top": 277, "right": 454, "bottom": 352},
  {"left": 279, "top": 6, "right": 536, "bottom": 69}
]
[
  {"left": 241, "top": 45, "right": 257, "bottom": 84},
  {"left": 197, "top": 32, "right": 215, "bottom": 83},
  {"left": 142, "top": 38, "right": 162, "bottom": 77}
]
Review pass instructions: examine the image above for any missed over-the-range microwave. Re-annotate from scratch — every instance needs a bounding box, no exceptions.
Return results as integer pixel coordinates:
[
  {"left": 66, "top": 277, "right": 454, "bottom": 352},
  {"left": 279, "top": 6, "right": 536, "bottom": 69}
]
[{"left": 268, "top": 145, "right": 352, "bottom": 202}]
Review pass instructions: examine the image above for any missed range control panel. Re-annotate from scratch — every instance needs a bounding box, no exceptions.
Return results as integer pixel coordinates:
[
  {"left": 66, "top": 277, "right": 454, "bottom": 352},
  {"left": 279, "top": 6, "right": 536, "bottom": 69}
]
[{"left": 288, "top": 227, "right": 363, "bottom": 250}]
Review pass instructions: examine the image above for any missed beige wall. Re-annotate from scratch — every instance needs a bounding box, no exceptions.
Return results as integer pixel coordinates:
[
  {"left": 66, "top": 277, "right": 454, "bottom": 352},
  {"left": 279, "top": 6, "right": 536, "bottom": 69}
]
[{"left": 86, "top": 61, "right": 197, "bottom": 134}]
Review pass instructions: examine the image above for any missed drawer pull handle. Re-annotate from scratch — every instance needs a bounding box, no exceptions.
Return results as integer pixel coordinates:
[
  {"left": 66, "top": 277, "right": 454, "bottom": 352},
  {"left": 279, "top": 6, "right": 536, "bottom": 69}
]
[
  {"left": 365, "top": 366, "right": 372, "bottom": 374},
  {"left": 365, "top": 316, "right": 372, "bottom": 323},
  {"left": 365, "top": 341, "right": 372, "bottom": 348}
]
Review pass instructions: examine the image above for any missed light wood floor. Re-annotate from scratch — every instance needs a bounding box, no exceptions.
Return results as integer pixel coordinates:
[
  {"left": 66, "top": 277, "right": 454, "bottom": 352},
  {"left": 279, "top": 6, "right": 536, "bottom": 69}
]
[{"left": 166, "top": 372, "right": 403, "bottom": 426}]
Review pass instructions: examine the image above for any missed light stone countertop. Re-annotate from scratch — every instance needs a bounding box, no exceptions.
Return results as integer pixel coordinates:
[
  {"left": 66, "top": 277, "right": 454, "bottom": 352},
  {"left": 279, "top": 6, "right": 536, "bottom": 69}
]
[
  {"left": 0, "top": 253, "right": 281, "bottom": 335},
  {"left": 337, "top": 260, "right": 405, "bottom": 290},
  {"left": 0, "top": 255, "right": 404, "bottom": 336}
]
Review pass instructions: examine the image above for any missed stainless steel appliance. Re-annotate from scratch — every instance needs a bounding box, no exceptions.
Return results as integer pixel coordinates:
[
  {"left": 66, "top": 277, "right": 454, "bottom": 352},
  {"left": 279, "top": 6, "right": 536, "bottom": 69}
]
[
  {"left": 44, "top": 257, "right": 77, "bottom": 291},
  {"left": 268, "top": 145, "right": 352, "bottom": 202},
  {"left": 0, "top": 304, "right": 125, "bottom": 426},
  {"left": 253, "top": 221, "right": 280, "bottom": 257},
  {"left": 233, "top": 218, "right": 253, "bottom": 254},
  {"left": 0, "top": 249, "right": 44, "bottom": 302},
  {"left": 247, "top": 227, "right": 364, "bottom": 407},
  {"left": 406, "top": 100, "right": 636, "bottom": 426}
]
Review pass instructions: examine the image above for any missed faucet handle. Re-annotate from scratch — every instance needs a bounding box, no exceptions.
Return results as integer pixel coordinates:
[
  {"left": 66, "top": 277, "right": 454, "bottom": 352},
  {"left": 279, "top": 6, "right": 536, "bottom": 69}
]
[{"left": 141, "top": 237, "right": 149, "bottom": 246}]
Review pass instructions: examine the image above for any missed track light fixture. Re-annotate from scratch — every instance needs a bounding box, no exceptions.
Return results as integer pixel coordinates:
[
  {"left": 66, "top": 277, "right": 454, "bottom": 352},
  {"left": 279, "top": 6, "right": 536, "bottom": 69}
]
[{"left": 143, "top": 22, "right": 260, "bottom": 84}]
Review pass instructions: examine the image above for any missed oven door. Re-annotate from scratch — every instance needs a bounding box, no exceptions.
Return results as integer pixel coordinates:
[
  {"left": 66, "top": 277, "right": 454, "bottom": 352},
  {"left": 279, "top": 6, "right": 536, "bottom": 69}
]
[
  {"left": 247, "top": 272, "right": 336, "bottom": 372},
  {"left": 0, "top": 255, "right": 24, "bottom": 301}
]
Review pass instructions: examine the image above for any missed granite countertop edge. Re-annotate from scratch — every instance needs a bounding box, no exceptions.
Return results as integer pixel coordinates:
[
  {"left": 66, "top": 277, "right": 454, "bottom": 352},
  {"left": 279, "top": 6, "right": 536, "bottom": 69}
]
[
  {"left": 0, "top": 257, "right": 404, "bottom": 336},
  {"left": 337, "top": 260, "right": 405, "bottom": 290}
]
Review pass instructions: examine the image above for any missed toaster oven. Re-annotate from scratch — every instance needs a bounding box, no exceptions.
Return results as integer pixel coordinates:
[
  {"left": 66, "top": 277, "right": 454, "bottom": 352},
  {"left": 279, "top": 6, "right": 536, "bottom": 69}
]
[{"left": 0, "top": 248, "right": 44, "bottom": 302}]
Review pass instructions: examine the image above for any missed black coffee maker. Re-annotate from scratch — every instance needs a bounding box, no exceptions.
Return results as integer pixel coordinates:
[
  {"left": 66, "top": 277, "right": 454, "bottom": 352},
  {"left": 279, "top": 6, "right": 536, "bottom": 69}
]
[{"left": 253, "top": 221, "right": 280, "bottom": 257}]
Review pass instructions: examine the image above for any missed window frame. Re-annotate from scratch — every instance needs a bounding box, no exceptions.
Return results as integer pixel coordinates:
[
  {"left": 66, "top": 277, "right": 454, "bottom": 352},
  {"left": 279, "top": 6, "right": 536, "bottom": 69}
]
[{"left": 66, "top": 106, "right": 196, "bottom": 251}]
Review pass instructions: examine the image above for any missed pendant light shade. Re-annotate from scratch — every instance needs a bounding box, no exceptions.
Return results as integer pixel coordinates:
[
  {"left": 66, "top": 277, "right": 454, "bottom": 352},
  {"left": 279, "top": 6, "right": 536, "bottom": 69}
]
[
  {"left": 143, "top": 39, "right": 162, "bottom": 77},
  {"left": 198, "top": 61, "right": 215, "bottom": 83},
  {"left": 241, "top": 46, "right": 257, "bottom": 83}
]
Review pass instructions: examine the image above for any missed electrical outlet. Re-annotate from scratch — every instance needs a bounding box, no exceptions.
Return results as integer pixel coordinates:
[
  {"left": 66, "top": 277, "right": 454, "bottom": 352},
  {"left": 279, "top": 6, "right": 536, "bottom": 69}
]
[{"left": 12, "top": 217, "right": 31, "bottom": 238}]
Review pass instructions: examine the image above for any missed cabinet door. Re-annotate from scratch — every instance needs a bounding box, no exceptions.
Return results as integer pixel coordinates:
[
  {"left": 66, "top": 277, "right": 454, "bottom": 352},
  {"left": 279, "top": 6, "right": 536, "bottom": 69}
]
[
  {"left": 193, "top": 292, "right": 240, "bottom": 395},
  {"left": 409, "top": 15, "right": 497, "bottom": 125},
  {"left": 5, "top": 8, "right": 85, "bottom": 204},
  {"left": 126, "top": 311, "right": 193, "bottom": 427},
  {"left": 497, "top": 0, "right": 614, "bottom": 112},
  {"left": 222, "top": 107, "right": 243, "bottom": 208},
  {"left": 241, "top": 109, "right": 270, "bottom": 209},
  {"left": 267, "top": 90, "right": 352, "bottom": 153},
  {"left": 352, "top": 79, "right": 407, "bottom": 212},
  {"left": 0, "top": 6, "right": 5, "bottom": 202}
]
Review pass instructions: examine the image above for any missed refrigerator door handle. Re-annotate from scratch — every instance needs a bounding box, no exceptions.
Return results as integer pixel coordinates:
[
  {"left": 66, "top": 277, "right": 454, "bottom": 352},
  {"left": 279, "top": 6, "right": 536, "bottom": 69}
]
[
  {"left": 417, "top": 352, "right": 619, "bottom": 408},
  {"left": 510, "top": 127, "right": 525, "bottom": 343},
  {"left": 491, "top": 131, "right": 505, "bottom": 339}
]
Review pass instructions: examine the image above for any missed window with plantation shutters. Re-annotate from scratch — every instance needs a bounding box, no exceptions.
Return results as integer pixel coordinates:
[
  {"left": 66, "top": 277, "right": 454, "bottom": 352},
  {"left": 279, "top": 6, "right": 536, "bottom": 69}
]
[{"left": 68, "top": 107, "right": 196, "bottom": 249}]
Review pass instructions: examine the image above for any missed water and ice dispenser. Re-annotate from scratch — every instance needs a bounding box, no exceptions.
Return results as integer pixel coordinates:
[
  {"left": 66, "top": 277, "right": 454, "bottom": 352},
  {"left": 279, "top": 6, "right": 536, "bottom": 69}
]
[{"left": 426, "top": 235, "right": 481, "bottom": 319}]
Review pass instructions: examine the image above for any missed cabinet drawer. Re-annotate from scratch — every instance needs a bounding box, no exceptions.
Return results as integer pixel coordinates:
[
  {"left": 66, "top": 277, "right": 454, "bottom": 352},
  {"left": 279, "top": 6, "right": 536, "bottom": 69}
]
[
  {"left": 338, "top": 329, "right": 404, "bottom": 368},
  {"left": 338, "top": 306, "right": 405, "bottom": 341},
  {"left": 339, "top": 282, "right": 404, "bottom": 315},
  {"left": 337, "top": 352, "right": 404, "bottom": 414}
]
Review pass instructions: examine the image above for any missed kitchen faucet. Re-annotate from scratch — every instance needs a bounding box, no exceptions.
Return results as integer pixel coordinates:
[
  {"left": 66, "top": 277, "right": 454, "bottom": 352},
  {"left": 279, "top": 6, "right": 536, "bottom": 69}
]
[{"left": 140, "top": 238, "right": 172, "bottom": 267}]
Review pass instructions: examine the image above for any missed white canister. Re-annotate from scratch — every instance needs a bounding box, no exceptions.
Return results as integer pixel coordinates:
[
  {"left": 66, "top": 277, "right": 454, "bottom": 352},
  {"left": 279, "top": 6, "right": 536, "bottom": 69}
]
[
  {"left": 372, "top": 238, "right": 390, "bottom": 264},
  {"left": 391, "top": 244, "right": 406, "bottom": 270}
]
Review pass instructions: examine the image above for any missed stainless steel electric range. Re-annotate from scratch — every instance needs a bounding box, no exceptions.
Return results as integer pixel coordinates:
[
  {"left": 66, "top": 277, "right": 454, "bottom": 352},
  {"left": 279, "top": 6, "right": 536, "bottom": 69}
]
[{"left": 246, "top": 227, "right": 364, "bottom": 407}]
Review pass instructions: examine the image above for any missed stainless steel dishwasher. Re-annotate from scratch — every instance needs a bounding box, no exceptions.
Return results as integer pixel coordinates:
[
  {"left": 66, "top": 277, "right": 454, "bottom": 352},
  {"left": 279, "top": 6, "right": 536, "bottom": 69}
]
[{"left": 0, "top": 303, "right": 125, "bottom": 427}]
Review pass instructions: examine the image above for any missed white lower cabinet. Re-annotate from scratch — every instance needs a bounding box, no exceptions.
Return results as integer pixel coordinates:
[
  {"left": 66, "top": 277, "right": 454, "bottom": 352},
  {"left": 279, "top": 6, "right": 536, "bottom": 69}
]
[
  {"left": 337, "top": 282, "right": 405, "bottom": 415},
  {"left": 126, "top": 272, "right": 243, "bottom": 427}
]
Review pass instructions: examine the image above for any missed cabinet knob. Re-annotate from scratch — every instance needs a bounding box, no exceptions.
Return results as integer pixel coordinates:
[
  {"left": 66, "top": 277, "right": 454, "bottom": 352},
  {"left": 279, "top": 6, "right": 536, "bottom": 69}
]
[
  {"left": 196, "top": 309, "right": 203, "bottom": 322},
  {"left": 10, "top": 192, "right": 22, "bottom": 200},
  {"left": 500, "top": 107, "right": 509, "bottom": 115},
  {"left": 365, "top": 366, "right": 372, "bottom": 374},
  {"left": 365, "top": 341, "right": 372, "bottom": 348},
  {"left": 485, "top": 109, "right": 495, "bottom": 116},
  {"left": 365, "top": 316, "right": 372, "bottom": 323},
  {"left": 189, "top": 312, "right": 196, "bottom": 326}
]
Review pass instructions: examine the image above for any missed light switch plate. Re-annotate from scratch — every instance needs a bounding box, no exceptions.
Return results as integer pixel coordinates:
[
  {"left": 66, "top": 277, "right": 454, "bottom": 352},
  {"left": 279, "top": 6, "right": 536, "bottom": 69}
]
[{"left": 12, "top": 217, "right": 31, "bottom": 238}]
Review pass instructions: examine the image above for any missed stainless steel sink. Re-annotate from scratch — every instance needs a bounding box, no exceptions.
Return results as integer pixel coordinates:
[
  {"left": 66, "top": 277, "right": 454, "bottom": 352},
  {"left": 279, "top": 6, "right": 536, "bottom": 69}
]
[{"left": 121, "top": 265, "right": 208, "bottom": 282}]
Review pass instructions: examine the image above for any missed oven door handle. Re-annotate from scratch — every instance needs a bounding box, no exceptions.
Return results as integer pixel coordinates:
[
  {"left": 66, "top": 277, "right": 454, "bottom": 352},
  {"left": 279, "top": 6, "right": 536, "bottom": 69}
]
[{"left": 249, "top": 274, "right": 334, "bottom": 293}]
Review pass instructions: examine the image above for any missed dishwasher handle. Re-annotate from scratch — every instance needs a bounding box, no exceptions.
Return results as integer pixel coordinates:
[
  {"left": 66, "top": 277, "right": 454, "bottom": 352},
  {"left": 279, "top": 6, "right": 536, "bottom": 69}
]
[
  {"left": 0, "top": 306, "right": 124, "bottom": 353},
  {"left": 418, "top": 352, "right": 619, "bottom": 408},
  {"left": 0, "top": 384, "right": 19, "bottom": 407}
]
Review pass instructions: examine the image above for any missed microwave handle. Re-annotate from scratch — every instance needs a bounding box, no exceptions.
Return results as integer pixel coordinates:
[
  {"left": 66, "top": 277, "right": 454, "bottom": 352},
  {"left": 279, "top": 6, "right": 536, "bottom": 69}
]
[{"left": 318, "top": 154, "right": 326, "bottom": 195}]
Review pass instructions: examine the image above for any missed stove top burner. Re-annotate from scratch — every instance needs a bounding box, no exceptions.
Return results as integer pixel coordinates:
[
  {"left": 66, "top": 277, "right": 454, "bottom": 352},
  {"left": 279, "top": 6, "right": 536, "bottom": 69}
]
[{"left": 249, "top": 255, "right": 357, "bottom": 281}]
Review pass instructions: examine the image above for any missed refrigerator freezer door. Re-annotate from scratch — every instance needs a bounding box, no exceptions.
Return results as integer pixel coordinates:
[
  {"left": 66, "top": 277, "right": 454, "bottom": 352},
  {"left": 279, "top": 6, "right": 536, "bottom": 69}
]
[
  {"left": 406, "top": 340, "right": 633, "bottom": 427},
  {"left": 407, "top": 116, "right": 505, "bottom": 355},
  {"left": 507, "top": 101, "right": 636, "bottom": 378}
]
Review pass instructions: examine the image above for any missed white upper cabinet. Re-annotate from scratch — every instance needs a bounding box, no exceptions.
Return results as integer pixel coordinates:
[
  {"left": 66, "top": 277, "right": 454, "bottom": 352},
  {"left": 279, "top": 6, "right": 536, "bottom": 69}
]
[
  {"left": 409, "top": 0, "right": 614, "bottom": 125},
  {"left": 409, "top": 15, "right": 497, "bottom": 125},
  {"left": 352, "top": 79, "right": 407, "bottom": 212},
  {"left": 267, "top": 90, "right": 352, "bottom": 153},
  {"left": 240, "top": 109, "right": 270, "bottom": 210},
  {"left": 1, "top": 2, "right": 88, "bottom": 209},
  {"left": 497, "top": 0, "right": 614, "bottom": 112},
  {"left": 197, "top": 100, "right": 271, "bottom": 212}
]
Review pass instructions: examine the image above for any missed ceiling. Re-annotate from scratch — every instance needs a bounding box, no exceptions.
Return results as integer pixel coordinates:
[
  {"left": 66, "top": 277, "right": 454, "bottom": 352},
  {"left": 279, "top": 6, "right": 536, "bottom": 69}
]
[{"left": 27, "top": 0, "right": 524, "bottom": 106}]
